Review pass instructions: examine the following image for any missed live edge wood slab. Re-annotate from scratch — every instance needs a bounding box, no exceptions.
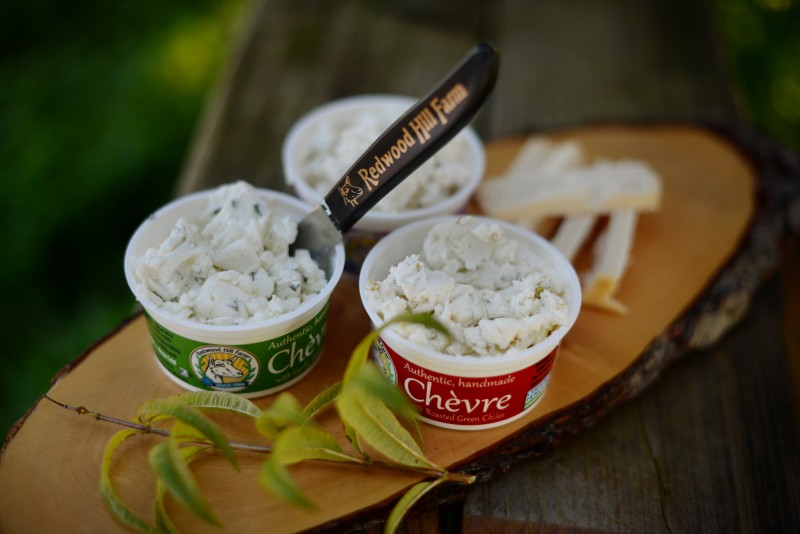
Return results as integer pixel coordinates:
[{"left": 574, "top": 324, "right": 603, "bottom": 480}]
[{"left": 1, "top": 123, "right": 794, "bottom": 533}]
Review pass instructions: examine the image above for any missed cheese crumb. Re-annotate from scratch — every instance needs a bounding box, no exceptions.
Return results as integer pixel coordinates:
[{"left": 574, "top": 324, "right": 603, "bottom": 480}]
[
  {"left": 365, "top": 217, "right": 570, "bottom": 356},
  {"left": 134, "top": 181, "right": 327, "bottom": 325}
]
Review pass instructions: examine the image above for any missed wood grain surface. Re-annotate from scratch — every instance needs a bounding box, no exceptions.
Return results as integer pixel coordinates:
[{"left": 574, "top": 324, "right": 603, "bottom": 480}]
[
  {"left": 0, "top": 125, "right": 762, "bottom": 533},
  {"left": 463, "top": 274, "right": 800, "bottom": 533},
  {"left": 4, "top": 0, "right": 800, "bottom": 531},
  {"left": 177, "top": 0, "right": 736, "bottom": 198}
]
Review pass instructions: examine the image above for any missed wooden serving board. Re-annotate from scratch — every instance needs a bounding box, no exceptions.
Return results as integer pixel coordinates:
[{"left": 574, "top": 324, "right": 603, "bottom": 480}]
[{"left": 0, "top": 124, "right": 764, "bottom": 533}]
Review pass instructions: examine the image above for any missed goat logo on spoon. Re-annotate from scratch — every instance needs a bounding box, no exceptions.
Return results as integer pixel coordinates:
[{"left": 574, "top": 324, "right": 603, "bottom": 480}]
[{"left": 337, "top": 175, "right": 363, "bottom": 207}]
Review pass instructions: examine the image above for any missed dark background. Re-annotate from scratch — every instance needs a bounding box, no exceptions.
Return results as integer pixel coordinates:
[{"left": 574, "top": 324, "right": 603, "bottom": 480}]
[{"left": 0, "top": 0, "right": 798, "bottom": 437}]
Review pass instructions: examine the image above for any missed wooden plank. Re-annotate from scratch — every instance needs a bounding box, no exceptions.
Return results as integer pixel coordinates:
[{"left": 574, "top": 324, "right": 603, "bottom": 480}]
[
  {"left": 178, "top": 0, "right": 483, "bottom": 196},
  {"left": 0, "top": 124, "right": 765, "bottom": 533},
  {"left": 0, "top": 0, "right": 792, "bottom": 530},
  {"left": 177, "top": 0, "right": 736, "bottom": 194},
  {"left": 482, "top": 0, "right": 735, "bottom": 138},
  {"left": 464, "top": 276, "right": 800, "bottom": 532},
  {"left": 783, "top": 227, "right": 800, "bottom": 399},
  {"left": 461, "top": 126, "right": 800, "bottom": 531}
]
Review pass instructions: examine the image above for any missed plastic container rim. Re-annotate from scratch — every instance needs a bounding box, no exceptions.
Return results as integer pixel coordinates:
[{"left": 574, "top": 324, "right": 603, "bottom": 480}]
[
  {"left": 282, "top": 94, "right": 486, "bottom": 232},
  {"left": 124, "top": 187, "right": 345, "bottom": 335},
  {"left": 358, "top": 214, "right": 582, "bottom": 369}
]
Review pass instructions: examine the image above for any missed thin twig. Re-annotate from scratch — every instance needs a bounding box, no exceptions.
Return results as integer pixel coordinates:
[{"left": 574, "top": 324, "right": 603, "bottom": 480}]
[
  {"left": 45, "top": 395, "right": 170, "bottom": 436},
  {"left": 45, "top": 395, "right": 475, "bottom": 484},
  {"left": 367, "top": 459, "right": 476, "bottom": 484},
  {"left": 44, "top": 395, "right": 272, "bottom": 453}
]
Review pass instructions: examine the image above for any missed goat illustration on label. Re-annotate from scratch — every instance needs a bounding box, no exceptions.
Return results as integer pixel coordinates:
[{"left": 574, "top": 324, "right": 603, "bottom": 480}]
[{"left": 191, "top": 346, "right": 260, "bottom": 392}]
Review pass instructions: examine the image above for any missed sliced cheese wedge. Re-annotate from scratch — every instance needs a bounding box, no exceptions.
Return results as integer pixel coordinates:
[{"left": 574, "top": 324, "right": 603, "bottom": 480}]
[
  {"left": 582, "top": 209, "right": 638, "bottom": 314},
  {"left": 551, "top": 214, "right": 598, "bottom": 261},
  {"left": 477, "top": 160, "right": 661, "bottom": 222},
  {"left": 504, "top": 138, "right": 586, "bottom": 236},
  {"left": 504, "top": 138, "right": 584, "bottom": 178}
]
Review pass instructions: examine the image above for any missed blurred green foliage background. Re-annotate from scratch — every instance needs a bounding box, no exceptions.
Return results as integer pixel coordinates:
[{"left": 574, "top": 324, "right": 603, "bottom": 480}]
[
  {"left": 0, "top": 0, "right": 246, "bottom": 434},
  {"left": 0, "top": 0, "right": 797, "bottom": 437},
  {"left": 717, "top": 0, "right": 800, "bottom": 147}
]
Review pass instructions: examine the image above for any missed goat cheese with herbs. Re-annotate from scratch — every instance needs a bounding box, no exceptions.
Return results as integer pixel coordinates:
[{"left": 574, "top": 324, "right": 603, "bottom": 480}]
[
  {"left": 133, "top": 181, "right": 327, "bottom": 325},
  {"left": 365, "top": 217, "right": 570, "bottom": 356},
  {"left": 299, "top": 104, "right": 473, "bottom": 212}
]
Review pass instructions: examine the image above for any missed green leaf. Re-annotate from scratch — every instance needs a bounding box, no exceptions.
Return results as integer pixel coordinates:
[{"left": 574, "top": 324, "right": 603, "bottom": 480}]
[
  {"left": 260, "top": 457, "right": 316, "bottom": 510},
  {"left": 343, "top": 313, "right": 449, "bottom": 386},
  {"left": 352, "top": 365, "right": 418, "bottom": 423},
  {"left": 99, "top": 429, "right": 157, "bottom": 533},
  {"left": 149, "top": 438, "right": 221, "bottom": 527},
  {"left": 259, "top": 426, "right": 360, "bottom": 510},
  {"left": 255, "top": 392, "right": 308, "bottom": 439},
  {"left": 339, "top": 313, "right": 447, "bottom": 453},
  {"left": 336, "top": 388, "right": 439, "bottom": 470},
  {"left": 385, "top": 478, "right": 446, "bottom": 534},
  {"left": 154, "top": 483, "right": 179, "bottom": 534},
  {"left": 154, "top": 445, "right": 209, "bottom": 534},
  {"left": 301, "top": 381, "right": 342, "bottom": 420},
  {"left": 386, "top": 312, "right": 450, "bottom": 338},
  {"left": 138, "top": 399, "right": 237, "bottom": 469},
  {"left": 166, "top": 391, "right": 262, "bottom": 418},
  {"left": 342, "top": 418, "right": 364, "bottom": 455},
  {"left": 342, "top": 329, "right": 382, "bottom": 386},
  {"left": 337, "top": 333, "right": 375, "bottom": 454},
  {"left": 351, "top": 365, "right": 423, "bottom": 448},
  {"left": 168, "top": 420, "right": 205, "bottom": 442},
  {"left": 273, "top": 426, "right": 357, "bottom": 465}
]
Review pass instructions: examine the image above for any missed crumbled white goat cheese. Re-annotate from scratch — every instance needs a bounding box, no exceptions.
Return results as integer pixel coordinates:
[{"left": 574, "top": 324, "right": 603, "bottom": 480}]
[
  {"left": 134, "top": 181, "right": 327, "bottom": 325},
  {"left": 299, "top": 104, "right": 473, "bottom": 212},
  {"left": 366, "top": 217, "right": 569, "bottom": 356}
]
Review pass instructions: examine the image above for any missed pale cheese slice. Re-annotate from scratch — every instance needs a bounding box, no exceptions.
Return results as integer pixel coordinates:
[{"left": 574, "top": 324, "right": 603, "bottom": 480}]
[
  {"left": 504, "top": 138, "right": 584, "bottom": 178},
  {"left": 505, "top": 138, "right": 586, "bottom": 236},
  {"left": 477, "top": 160, "right": 661, "bottom": 222},
  {"left": 480, "top": 136, "right": 659, "bottom": 315},
  {"left": 582, "top": 209, "right": 638, "bottom": 314},
  {"left": 551, "top": 214, "right": 598, "bottom": 261}
]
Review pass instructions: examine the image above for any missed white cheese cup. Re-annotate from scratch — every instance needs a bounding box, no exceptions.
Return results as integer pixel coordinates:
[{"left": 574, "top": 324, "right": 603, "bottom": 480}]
[
  {"left": 125, "top": 188, "right": 345, "bottom": 398},
  {"left": 282, "top": 94, "right": 485, "bottom": 273},
  {"left": 359, "top": 215, "right": 581, "bottom": 430}
]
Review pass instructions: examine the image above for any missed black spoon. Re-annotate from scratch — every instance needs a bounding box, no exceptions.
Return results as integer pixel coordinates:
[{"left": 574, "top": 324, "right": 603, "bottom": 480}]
[{"left": 291, "top": 42, "right": 499, "bottom": 275}]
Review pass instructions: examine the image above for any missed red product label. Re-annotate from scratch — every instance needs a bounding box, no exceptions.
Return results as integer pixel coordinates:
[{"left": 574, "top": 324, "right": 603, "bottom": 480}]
[{"left": 373, "top": 338, "right": 558, "bottom": 427}]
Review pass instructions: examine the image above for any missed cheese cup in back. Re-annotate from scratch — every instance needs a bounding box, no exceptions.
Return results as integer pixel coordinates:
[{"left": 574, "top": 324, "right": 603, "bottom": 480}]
[{"left": 282, "top": 95, "right": 485, "bottom": 273}]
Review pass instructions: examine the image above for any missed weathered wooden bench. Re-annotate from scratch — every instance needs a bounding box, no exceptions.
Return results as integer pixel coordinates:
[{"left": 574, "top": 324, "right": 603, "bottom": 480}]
[
  {"left": 176, "top": 2, "right": 800, "bottom": 530},
  {"left": 2, "top": 0, "right": 799, "bottom": 532}
]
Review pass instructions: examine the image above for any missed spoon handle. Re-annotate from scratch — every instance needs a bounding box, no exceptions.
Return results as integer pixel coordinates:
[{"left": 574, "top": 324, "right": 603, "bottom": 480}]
[{"left": 322, "top": 42, "right": 499, "bottom": 233}]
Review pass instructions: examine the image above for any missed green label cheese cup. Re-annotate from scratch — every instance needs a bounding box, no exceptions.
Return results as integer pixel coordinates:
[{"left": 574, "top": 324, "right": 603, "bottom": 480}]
[
  {"left": 359, "top": 215, "right": 582, "bottom": 430},
  {"left": 125, "top": 188, "right": 345, "bottom": 398},
  {"left": 282, "top": 95, "right": 486, "bottom": 272}
]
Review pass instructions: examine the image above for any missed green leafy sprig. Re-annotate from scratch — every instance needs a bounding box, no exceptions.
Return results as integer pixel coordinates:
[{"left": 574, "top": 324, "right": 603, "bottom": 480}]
[{"left": 47, "top": 313, "right": 475, "bottom": 533}]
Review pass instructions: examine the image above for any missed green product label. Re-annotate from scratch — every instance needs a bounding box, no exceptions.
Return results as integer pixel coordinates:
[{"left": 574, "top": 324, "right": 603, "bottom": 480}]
[{"left": 143, "top": 302, "right": 330, "bottom": 394}]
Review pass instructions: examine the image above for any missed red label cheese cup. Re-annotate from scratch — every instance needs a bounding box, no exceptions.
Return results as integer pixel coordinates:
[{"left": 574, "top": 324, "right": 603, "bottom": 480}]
[{"left": 359, "top": 215, "right": 581, "bottom": 430}]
